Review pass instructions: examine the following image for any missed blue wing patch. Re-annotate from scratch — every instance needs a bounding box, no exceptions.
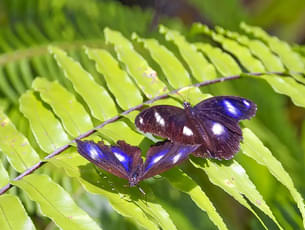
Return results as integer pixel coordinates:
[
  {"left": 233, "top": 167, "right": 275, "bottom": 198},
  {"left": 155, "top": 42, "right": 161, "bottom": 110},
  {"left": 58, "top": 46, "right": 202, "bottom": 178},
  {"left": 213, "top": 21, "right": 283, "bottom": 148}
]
[
  {"left": 111, "top": 146, "right": 132, "bottom": 173},
  {"left": 77, "top": 140, "right": 105, "bottom": 160},
  {"left": 145, "top": 149, "right": 170, "bottom": 171}
]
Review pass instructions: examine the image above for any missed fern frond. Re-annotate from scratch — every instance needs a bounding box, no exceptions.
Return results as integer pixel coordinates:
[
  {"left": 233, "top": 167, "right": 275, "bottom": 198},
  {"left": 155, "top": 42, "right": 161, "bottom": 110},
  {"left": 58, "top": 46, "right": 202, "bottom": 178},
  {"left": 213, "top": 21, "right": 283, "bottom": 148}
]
[{"left": 0, "top": 3, "right": 304, "bottom": 228}]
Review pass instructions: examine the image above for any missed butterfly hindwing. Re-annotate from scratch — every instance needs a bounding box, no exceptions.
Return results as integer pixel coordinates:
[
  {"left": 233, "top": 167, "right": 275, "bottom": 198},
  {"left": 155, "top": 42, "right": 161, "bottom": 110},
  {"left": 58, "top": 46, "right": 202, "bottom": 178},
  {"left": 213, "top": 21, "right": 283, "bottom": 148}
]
[
  {"left": 192, "top": 117, "right": 242, "bottom": 159},
  {"left": 192, "top": 96, "right": 256, "bottom": 159},
  {"left": 141, "top": 141, "right": 200, "bottom": 179},
  {"left": 135, "top": 105, "right": 201, "bottom": 144}
]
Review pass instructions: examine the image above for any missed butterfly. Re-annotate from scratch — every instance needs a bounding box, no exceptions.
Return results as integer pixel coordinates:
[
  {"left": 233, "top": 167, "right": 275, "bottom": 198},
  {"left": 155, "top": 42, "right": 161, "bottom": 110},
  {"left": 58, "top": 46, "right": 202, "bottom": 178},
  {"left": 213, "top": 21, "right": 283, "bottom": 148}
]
[
  {"left": 76, "top": 140, "right": 200, "bottom": 186},
  {"left": 135, "top": 96, "right": 257, "bottom": 160}
]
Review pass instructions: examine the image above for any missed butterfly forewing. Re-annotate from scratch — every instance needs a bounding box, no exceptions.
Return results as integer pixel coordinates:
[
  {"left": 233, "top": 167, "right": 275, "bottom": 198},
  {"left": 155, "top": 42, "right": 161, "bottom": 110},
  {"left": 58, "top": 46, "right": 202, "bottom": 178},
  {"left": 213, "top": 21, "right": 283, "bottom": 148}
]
[
  {"left": 194, "top": 96, "right": 257, "bottom": 121},
  {"left": 76, "top": 140, "right": 142, "bottom": 179},
  {"left": 135, "top": 105, "right": 199, "bottom": 144},
  {"left": 141, "top": 141, "right": 200, "bottom": 179},
  {"left": 115, "top": 140, "right": 143, "bottom": 176}
]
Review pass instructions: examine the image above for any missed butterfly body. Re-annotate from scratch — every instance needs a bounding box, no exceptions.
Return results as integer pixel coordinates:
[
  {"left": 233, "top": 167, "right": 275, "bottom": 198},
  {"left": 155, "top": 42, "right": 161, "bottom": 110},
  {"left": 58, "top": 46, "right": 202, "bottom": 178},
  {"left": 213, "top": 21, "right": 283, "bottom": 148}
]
[
  {"left": 76, "top": 140, "right": 200, "bottom": 186},
  {"left": 135, "top": 96, "right": 257, "bottom": 160}
]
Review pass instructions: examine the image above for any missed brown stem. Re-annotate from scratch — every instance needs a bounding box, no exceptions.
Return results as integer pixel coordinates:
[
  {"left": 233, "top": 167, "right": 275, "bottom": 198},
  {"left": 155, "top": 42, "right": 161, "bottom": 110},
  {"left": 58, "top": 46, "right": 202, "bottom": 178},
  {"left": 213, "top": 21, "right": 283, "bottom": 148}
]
[{"left": 0, "top": 71, "right": 290, "bottom": 195}]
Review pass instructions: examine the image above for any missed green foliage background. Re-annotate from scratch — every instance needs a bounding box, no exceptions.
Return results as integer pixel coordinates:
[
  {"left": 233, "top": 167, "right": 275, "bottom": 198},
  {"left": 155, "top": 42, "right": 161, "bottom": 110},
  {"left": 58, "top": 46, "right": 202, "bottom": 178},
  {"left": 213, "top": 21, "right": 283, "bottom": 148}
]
[{"left": 0, "top": 0, "right": 304, "bottom": 230}]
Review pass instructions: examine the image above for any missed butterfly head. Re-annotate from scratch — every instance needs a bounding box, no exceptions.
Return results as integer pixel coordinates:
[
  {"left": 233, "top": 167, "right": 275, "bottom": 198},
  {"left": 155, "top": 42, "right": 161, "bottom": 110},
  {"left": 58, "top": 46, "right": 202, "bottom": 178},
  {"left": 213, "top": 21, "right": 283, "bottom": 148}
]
[
  {"left": 128, "top": 171, "right": 141, "bottom": 187},
  {"left": 183, "top": 101, "right": 191, "bottom": 109}
]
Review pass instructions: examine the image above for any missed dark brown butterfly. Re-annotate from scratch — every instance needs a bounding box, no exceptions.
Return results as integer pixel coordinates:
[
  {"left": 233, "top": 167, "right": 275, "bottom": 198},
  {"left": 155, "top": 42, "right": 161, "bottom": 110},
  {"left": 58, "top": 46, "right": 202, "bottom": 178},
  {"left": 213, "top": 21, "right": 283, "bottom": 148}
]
[
  {"left": 76, "top": 140, "right": 200, "bottom": 186},
  {"left": 135, "top": 96, "right": 257, "bottom": 160}
]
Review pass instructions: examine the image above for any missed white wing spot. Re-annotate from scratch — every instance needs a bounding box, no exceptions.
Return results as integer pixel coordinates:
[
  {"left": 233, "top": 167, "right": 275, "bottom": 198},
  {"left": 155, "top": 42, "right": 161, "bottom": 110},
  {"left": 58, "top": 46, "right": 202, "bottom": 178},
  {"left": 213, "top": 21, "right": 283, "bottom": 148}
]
[
  {"left": 154, "top": 111, "right": 165, "bottom": 127},
  {"left": 212, "top": 123, "right": 224, "bottom": 135},
  {"left": 183, "top": 126, "right": 193, "bottom": 136},
  {"left": 243, "top": 100, "right": 250, "bottom": 108},
  {"left": 139, "top": 117, "right": 144, "bottom": 125},
  {"left": 88, "top": 146, "right": 100, "bottom": 159},
  {"left": 152, "top": 155, "right": 164, "bottom": 164},
  {"left": 224, "top": 100, "right": 238, "bottom": 115},
  {"left": 113, "top": 151, "right": 127, "bottom": 163},
  {"left": 172, "top": 152, "right": 182, "bottom": 164}
]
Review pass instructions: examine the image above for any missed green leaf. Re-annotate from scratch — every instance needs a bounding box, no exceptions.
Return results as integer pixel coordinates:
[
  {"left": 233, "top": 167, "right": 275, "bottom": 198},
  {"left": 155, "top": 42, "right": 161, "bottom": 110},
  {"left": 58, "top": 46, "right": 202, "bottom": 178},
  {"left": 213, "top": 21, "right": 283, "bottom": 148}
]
[
  {"left": 191, "top": 158, "right": 282, "bottom": 230},
  {"left": 159, "top": 25, "right": 217, "bottom": 81},
  {"left": 257, "top": 75, "right": 305, "bottom": 108},
  {"left": 240, "top": 22, "right": 305, "bottom": 73},
  {"left": 241, "top": 128, "right": 305, "bottom": 228},
  {"left": 98, "top": 121, "right": 144, "bottom": 146},
  {"left": 0, "top": 111, "right": 40, "bottom": 172},
  {"left": 216, "top": 26, "right": 305, "bottom": 84},
  {"left": 49, "top": 47, "right": 118, "bottom": 121},
  {"left": 0, "top": 161, "right": 9, "bottom": 188},
  {"left": 0, "top": 98, "right": 10, "bottom": 112},
  {"left": 215, "top": 27, "right": 285, "bottom": 72},
  {"left": 32, "top": 77, "right": 93, "bottom": 137},
  {"left": 85, "top": 48, "right": 143, "bottom": 110},
  {"left": 192, "top": 24, "right": 305, "bottom": 108},
  {"left": 191, "top": 24, "right": 266, "bottom": 72},
  {"left": 104, "top": 28, "right": 168, "bottom": 98},
  {"left": 19, "top": 91, "right": 70, "bottom": 153},
  {"left": 0, "top": 66, "right": 18, "bottom": 103},
  {"left": 13, "top": 174, "right": 102, "bottom": 230},
  {"left": 163, "top": 168, "right": 228, "bottom": 230},
  {"left": 133, "top": 33, "right": 191, "bottom": 88},
  {"left": 195, "top": 43, "right": 241, "bottom": 76},
  {"left": 0, "top": 194, "right": 36, "bottom": 230},
  {"left": 96, "top": 124, "right": 178, "bottom": 230},
  {"left": 7, "top": 62, "right": 26, "bottom": 95}
]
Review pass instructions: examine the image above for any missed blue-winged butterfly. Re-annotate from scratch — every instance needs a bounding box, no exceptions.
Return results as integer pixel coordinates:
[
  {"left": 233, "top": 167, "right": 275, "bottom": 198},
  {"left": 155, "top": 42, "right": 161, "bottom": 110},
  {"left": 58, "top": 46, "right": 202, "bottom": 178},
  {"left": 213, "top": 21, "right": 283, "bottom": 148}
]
[
  {"left": 135, "top": 96, "right": 257, "bottom": 160},
  {"left": 76, "top": 140, "right": 200, "bottom": 186}
]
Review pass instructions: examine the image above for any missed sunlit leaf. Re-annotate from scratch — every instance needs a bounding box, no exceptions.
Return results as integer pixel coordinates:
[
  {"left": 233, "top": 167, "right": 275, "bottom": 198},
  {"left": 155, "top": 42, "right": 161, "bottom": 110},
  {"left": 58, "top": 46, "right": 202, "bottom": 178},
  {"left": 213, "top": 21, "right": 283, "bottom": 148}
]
[
  {"left": 163, "top": 168, "right": 228, "bottom": 230},
  {"left": 0, "top": 194, "right": 36, "bottom": 230},
  {"left": 48, "top": 152, "right": 160, "bottom": 230},
  {"left": 32, "top": 77, "right": 93, "bottom": 137},
  {"left": 13, "top": 174, "right": 102, "bottom": 230},
  {"left": 50, "top": 47, "right": 118, "bottom": 121},
  {"left": 0, "top": 111, "right": 40, "bottom": 172},
  {"left": 0, "top": 162, "right": 9, "bottom": 187},
  {"left": 191, "top": 158, "right": 282, "bottom": 229},
  {"left": 160, "top": 25, "right": 217, "bottom": 81},
  {"left": 241, "top": 128, "right": 305, "bottom": 228},
  {"left": 19, "top": 91, "right": 70, "bottom": 153},
  {"left": 133, "top": 33, "right": 191, "bottom": 88},
  {"left": 104, "top": 28, "right": 168, "bottom": 98},
  {"left": 86, "top": 48, "right": 143, "bottom": 110}
]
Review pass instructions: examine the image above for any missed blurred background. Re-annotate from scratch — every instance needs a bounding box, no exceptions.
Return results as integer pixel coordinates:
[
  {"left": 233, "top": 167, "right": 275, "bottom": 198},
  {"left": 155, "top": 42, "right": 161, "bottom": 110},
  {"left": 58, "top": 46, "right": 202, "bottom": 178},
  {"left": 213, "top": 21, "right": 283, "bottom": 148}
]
[
  {"left": 119, "top": 0, "right": 305, "bottom": 43},
  {"left": 0, "top": 0, "right": 304, "bottom": 230}
]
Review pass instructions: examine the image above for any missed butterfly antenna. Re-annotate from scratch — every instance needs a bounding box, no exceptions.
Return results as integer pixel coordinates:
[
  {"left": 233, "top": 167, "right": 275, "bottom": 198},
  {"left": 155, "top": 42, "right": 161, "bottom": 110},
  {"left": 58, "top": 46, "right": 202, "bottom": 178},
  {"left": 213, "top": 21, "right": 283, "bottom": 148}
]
[
  {"left": 137, "top": 185, "right": 149, "bottom": 206},
  {"left": 176, "top": 86, "right": 192, "bottom": 104},
  {"left": 186, "top": 87, "right": 191, "bottom": 104},
  {"left": 137, "top": 185, "right": 146, "bottom": 196}
]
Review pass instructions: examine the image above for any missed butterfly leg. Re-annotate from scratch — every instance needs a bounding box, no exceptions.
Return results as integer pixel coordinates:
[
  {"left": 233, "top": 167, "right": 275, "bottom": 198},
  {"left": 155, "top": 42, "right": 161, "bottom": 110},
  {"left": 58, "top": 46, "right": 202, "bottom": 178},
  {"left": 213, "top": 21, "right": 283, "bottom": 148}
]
[{"left": 192, "top": 146, "right": 213, "bottom": 158}]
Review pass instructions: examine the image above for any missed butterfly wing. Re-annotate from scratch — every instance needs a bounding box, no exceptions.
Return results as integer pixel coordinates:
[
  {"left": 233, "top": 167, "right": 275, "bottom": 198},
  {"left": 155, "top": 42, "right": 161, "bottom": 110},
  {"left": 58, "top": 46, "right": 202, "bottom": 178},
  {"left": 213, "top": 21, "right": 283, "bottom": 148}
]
[
  {"left": 140, "top": 141, "right": 200, "bottom": 180},
  {"left": 192, "top": 117, "right": 242, "bottom": 159},
  {"left": 76, "top": 140, "right": 143, "bottom": 180},
  {"left": 135, "top": 105, "right": 199, "bottom": 144},
  {"left": 194, "top": 96, "right": 257, "bottom": 122},
  {"left": 192, "top": 96, "right": 257, "bottom": 159}
]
